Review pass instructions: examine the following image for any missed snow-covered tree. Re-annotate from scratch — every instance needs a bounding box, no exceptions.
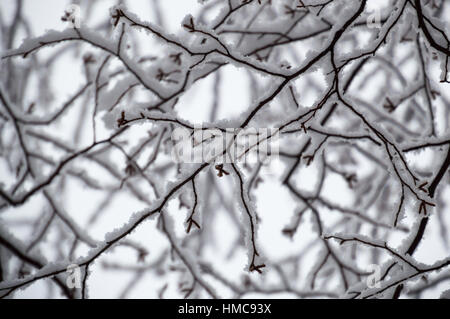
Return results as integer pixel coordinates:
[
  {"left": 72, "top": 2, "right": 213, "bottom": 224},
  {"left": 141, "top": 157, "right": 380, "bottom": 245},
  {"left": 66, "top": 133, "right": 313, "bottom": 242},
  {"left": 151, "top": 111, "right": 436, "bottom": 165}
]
[{"left": 0, "top": 0, "right": 449, "bottom": 299}]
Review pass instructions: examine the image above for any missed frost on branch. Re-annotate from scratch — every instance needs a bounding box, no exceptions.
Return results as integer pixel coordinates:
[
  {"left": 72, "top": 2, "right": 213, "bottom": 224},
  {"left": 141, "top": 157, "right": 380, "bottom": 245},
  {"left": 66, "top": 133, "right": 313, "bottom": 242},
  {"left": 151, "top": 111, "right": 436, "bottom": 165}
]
[{"left": 0, "top": 0, "right": 450, "bottom": 299}]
